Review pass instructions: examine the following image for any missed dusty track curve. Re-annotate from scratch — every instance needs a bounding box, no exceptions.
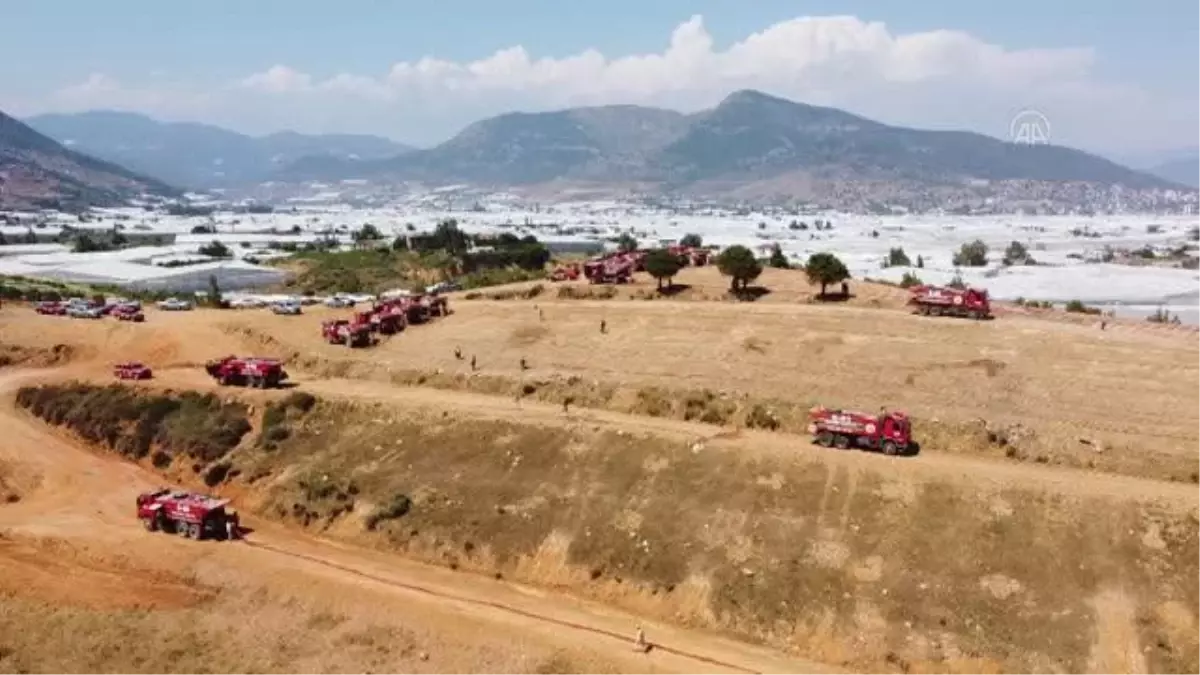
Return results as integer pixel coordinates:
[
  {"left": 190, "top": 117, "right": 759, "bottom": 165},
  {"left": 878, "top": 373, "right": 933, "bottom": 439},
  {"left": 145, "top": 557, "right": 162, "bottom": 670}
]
[{"left": 0, "top": 368, "right": 831, "bottom": 675}]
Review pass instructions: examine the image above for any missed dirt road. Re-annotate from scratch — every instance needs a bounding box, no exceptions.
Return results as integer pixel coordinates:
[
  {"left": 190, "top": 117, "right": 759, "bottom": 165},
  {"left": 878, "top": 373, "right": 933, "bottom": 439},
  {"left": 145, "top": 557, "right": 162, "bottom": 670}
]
[
  {"left": 0, "top": 368, "right": 832, "bottom": 674},
  {"left": 127, "top": 365, "right": 1199, "bottom": 509}
]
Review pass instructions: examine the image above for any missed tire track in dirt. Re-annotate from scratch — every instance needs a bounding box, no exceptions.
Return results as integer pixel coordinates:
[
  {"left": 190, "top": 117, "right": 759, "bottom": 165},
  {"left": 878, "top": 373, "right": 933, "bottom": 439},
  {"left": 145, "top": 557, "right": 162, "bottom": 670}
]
[{"left": 241, "top": 538, "right": 760, "bottom": 674}]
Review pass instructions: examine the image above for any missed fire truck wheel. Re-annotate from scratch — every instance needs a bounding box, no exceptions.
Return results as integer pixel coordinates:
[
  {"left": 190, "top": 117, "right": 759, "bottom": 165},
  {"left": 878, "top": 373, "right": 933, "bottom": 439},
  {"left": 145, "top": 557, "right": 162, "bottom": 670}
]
[
  {"left": 142, "top": 517, "right": 156, "bottom": 531},
  {"left": 187, "top": 522, "right": 201, "bottom": 540},
  {"left": 834, "top": 435, "right": 851, "bottom": 450},
  {"left": 816, "top": 432, "right": 833, "bottom": 447},
  {"left": 882, "top": 440, "right": 898, "bottom": 456},
  {"left": 177, "top": 520, "right": 190, "bottom": 537}
]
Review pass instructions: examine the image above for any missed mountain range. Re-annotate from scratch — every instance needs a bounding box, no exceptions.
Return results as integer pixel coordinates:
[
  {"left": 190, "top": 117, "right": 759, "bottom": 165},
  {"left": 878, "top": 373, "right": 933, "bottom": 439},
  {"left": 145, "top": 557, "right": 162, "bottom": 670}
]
[
  {"left": 23, "top": 111, "right": 414, "bottom": 189},
  {"left": 1, "top": 111, "right": 175, "bottom": 210},
  {"left": 274, "top": 91, "right": 1180, "bottom": 195},
  {"left": 8, "top": 91, "right": 1192, "bottom": 208}
]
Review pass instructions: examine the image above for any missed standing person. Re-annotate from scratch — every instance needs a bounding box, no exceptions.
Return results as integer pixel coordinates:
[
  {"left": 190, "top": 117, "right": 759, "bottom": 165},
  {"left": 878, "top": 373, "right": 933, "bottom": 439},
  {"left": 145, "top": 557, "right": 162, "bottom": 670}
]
[
  {"left": 632, "top": 625, "right": 648, "bottom": 653},
  {"left": 470, "top": 355, "right": 477, "bottom": 371},
  {"left": 225, "top": 509, "right": 239, "bottom": 540},
  {"left": 600, "top": 319, "right": 607, "bottom": 334}
]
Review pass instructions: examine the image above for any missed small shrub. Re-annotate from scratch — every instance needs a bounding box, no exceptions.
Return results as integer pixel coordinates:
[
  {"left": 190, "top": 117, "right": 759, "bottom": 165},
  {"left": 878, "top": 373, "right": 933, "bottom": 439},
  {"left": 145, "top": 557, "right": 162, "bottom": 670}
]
[
  {"left": 365, "top": 494, "right": 413, "bottom": 531},
  {"left": 745, "top": 404, "right": 780, "bottom": 431},
  {"left": 281, "top": 391, "right": 317, "bottom": 412},
  {"left": 899, "top": 271, "right": 923, "bottom": 288},
  {"left": 1064, "top": 300, "right": 1102, "bottom": 315},
  {"left": 204, "top": 462, "right": 232, "bottom": 487}
]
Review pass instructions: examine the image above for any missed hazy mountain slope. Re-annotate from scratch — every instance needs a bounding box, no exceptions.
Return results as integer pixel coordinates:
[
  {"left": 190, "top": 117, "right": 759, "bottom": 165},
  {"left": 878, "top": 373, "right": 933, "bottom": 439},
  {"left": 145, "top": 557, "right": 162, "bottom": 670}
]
[
  {"left": 24, "top": 111, "right": 413, "bottom": 188},
  {"left": 278, "top": 90, "right": 1175, "bottom": 195},
  {"left": 1146, "top": 156, "right": 1199, "bottom": 188},
  {"left": 1, "top": 110, "right": 176, "bottom": 210},
  {"left": 653, "top": 90, "right": 1170, "bottom": 188}
]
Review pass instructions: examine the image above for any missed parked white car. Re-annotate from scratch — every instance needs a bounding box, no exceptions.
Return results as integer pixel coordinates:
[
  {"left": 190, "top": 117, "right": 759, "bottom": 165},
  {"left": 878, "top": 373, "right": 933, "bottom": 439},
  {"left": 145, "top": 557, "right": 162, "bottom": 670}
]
[
  {"left": 324, "top": 295, "right": 355, "bottom": 308},
  {"left": 156, "top": 298, "right": 194, "bottom": 311},
  {"left": 228, "top": 297, "right": 264, "bottom": 309},
  {"left": 271, "top": 301, "right": 302, "bottom": 315}
]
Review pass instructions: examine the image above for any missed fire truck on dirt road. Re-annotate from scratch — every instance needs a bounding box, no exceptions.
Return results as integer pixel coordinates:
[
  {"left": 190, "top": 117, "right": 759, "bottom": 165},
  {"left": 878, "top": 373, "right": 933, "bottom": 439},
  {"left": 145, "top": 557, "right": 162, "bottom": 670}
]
[
  {"left": 808, "top": 406, "right": 912, "bottom": 456},
  {"left": 137, "top": 488, "right": 239, "bottom": 540},
  {"left": 204, "top": 355, "right": 289, "bottom": 388},
  {"left": 907, "top": 284, "right": 992, "bottom": 320}
]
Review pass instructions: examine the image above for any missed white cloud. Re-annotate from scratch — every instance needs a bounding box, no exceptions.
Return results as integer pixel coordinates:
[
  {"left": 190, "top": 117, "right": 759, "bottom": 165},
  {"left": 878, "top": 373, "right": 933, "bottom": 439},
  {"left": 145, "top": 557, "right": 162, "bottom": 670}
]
[{"left": 33, "top": 14, "right": 1197, "bottom": 153}]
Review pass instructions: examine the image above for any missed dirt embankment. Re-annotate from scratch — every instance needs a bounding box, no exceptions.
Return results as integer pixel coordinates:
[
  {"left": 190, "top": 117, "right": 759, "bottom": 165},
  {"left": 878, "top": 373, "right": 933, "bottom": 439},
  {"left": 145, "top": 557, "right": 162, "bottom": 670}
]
[
  {"left": 0, "top": 342, "right": 76, "bottom": 369},
  {"left": 17, "top": 383, "right": 1200, "bottom": 674}
]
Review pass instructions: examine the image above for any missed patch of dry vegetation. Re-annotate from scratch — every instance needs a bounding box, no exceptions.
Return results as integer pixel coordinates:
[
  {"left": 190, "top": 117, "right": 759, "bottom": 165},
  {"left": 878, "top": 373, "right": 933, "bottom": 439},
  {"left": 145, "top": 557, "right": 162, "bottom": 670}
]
[
  {"left": 14, "top": 385, "right": 1200, "bottom": 673},
  {"left": 16, "top": 383, "right": 252, "bottom": 477},
  {"left": 0, "top": 532, "right": 619, "bottom": 674},
  {"left": 211, "top": 332, "right": 1200, "bottom": 482},
  {"left": 0, "top": 343, "right": 75, "bottom": 368},
  {"left": 0, "top": 575, "right": 593, "bottom": 674},
  {"left": 239, "top": 400, "right": 1198, "bottom": 674}
]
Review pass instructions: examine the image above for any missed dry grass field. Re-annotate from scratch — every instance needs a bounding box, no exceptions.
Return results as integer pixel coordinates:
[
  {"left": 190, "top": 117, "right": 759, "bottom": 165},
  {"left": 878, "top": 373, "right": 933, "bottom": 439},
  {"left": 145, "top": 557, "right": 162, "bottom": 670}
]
[{"left": 0, "top": 266, "right": 1196, "bottom": 673}]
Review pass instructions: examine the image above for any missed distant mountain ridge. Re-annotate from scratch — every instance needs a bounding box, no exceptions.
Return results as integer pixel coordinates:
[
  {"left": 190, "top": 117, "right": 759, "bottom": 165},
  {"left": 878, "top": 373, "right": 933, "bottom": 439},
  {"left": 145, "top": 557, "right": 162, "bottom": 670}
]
[
  {"left": 1, "top": 110, "right": 176, "bottom": 210},
  {"left": 1147, "top": 156, "right": 1199, "bottom": 188},
  {"left": 23, "top": 111, "right": 415, "bottom": 189},
  {"left": 277, "top": 90, "right": 1180, "bottom": 198}
]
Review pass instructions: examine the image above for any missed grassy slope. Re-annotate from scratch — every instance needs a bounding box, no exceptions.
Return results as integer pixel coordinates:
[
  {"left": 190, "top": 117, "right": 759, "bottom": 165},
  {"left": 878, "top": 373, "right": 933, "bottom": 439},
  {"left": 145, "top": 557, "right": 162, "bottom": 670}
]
[{"left": 14, "top": 384, "right": 1199, "bottom": 673}]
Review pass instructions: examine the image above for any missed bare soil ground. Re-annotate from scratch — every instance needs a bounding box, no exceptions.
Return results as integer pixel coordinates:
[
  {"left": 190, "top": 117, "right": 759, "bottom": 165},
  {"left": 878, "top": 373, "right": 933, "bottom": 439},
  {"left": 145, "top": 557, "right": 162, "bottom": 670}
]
[{"left": 0, "top": 268, "right": 1197, "bottom": 673}]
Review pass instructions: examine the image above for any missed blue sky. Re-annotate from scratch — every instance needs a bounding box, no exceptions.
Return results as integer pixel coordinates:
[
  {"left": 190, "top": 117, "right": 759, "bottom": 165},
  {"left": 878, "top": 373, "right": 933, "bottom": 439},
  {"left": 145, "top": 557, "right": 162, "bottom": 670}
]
[{"left": 2, "top": 0, "right": 1196, "bottom": 155}]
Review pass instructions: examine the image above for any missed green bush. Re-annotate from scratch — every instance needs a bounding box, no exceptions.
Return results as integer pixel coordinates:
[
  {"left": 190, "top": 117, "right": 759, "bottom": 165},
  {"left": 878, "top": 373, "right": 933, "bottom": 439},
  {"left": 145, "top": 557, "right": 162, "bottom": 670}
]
[
  {"left": 364, "top": 494, "right": 413, "bottom": 531},
  {"left": 16, "top": 384, "right": 250, "bottom": 465},
  {"left": 952, "top": 240, "right": 988, "bottom": 267}
]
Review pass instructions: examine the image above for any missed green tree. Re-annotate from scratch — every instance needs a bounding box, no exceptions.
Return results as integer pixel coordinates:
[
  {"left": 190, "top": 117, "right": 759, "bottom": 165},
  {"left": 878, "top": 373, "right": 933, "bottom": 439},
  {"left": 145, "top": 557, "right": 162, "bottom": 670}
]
[
  {"left": 644, "top": 249, "right": 684, "bottom": 290},
  {"left": 804, "top": 252, "right": 850, "bottom": 296},
  {"left": 1003, "top": 240, "right": 1036, "bottom": 266},
  {"left": 899, "top": 271, "right": 923, "bottom": 288},
  {"left": 716, "top": 245, "right": 762, "bottom": 291},
  {"left": 884, "top": 247, "right": 911, "bottom": 267},
  {"left": 679, "top": 233, "right": 703, "bottom": 248},
  {"left": 952, "top": 240, "right": 989, "bottom": 267},
  {"left": 916, "top": 255, "right": 925, "bottom": 268},
  {"left": 767, "top": 243, "right": 790, "bottom": 269},
  {"left": 354, "top": 223, "right": 383, "bottom": 242},
  {"left": 616, "top": 232, "right": 638, "bottom": 252},
  {"left": 947, "top": 271, "right": 967, "bottom": 289},
  {"left": 431, "top": 219, "right": 470, "bottom": 257}
]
